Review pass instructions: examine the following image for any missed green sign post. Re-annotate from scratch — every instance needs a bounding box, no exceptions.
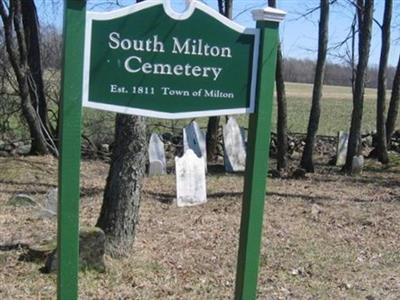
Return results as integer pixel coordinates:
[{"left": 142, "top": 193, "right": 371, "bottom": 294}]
[
  {"left": 58, "top": 1, "right": 285, "bottom": 299},
  {"left": 58, "top": 1, "right": 86, "bottom": 300}
]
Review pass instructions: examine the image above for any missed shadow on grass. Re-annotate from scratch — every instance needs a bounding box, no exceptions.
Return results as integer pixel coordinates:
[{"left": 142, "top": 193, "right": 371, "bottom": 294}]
[
  {"left": 313, "top": 173, "right": 400, "bottom": 189},
  {"left": 0, "top": 179, "right": 103, "bottom": 199},
  {"left": 0, "top": 179, "right": 55, "bottom": 188},
  {"left": 144, "top": 190, "right": 336, "bottom": 204}
]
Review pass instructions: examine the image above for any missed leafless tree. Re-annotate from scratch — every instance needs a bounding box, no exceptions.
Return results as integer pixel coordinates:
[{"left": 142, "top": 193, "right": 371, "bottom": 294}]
[
  {"left": 344, "top": 0, "right": 374, "bottom": 173},
  {"left": 268, "top": 0, "right": 288, "bottom": 172},
  {"left": 0, "top": 0, "right": 54, "bottom": 155},
  {"left": 300, "top": 0, "right": 330, "bottom": 172},
  {"left": 373, "top": 0, "right": 392, "bottom": 163},
  {"left": 386, "top": 54, "right": 400, "bottom": 144}
]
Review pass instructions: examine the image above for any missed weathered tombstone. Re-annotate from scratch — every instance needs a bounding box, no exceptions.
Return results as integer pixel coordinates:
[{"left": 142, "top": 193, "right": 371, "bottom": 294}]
[
  {"left": 351, "top": 155, "right": 364, "bottom": 175},
  {"left": 183, "top": 121, "right": 207, "bottom": 171},
  {"left": 148, "top": 133, "right": 167, "bottom": 176},
  {"left": 175, "top": 149, "right": 207, "bottom": 207},
  {"left": 45, "top": 188, "right": 58, "bottom": 213},
  {"left": 223, "top": 117, "right": 247, "bottom": 172},
  {"left": 336, "top": 131, "right": 349, "bottom": 166},
  {"left": 7, "top": 194, "right": 37, "bottom": 207},
  {"left": 37, "top": 187, "right": 58, "bottom": 218}
]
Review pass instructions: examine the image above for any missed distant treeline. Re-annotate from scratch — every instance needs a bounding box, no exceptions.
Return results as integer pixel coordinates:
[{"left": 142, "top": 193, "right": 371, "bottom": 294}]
[{"left": 283, "top": 57, "right": 397, "bottom": 89}]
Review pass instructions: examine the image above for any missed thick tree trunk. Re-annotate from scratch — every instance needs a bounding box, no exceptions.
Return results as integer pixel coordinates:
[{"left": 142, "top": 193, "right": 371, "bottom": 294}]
[
  {"left": 374, "top": 0, "right": 392, "bottom": 164},
  {"left": 300, "top": 0, "right": 329, "bottom": 172},
  {"left": 344, "top": 0, "right": 374, "bottom": 173},
  {"left": 206, "top": 0, "right": 232, "bottom": 162},
  {"left": 268, "top": 0, "right": 288, "bottom": 172},
  {"left": 386, "top": 54, "right": 400, "bottom": 144},
  {"left": 96, "top": 114, "right": 147, "bottom": 257},
  {"left": 0, "top": 0, "right": 49, "bottom": 155},
  {"left": 21, "top": 0, "right": 52, "bottom": 137}
]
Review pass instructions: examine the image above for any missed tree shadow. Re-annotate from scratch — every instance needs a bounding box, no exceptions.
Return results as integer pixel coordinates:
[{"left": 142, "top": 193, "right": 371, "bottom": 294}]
[
  {"left": 313, "top": 174, "right": 400, "bottom": 189},
  {"left": 0, "top": 179, "right": 103, "bottom": 199},
  {"left": 144, "top": 190, "right": 336, "bottom": 204}
]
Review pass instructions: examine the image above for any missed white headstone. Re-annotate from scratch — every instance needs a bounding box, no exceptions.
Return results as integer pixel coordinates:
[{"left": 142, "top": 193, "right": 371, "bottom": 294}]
[
  {"left": 336, "top": 131, "right": 349, "bottom": 166},
  {"left": 183, "top": 121, "right": 207, "bottom": 171},
  {"left": 148, "top": 133, "right": 166, "bottom": 176},
  {"left": 175, "top": 149, "right": 207, "bottom": 207},
  {"left": 223, "top": 117, "right": 247, "bottom": 172},
  {"left": 351, "top": 155, "right": 364, "bottom": 175}
]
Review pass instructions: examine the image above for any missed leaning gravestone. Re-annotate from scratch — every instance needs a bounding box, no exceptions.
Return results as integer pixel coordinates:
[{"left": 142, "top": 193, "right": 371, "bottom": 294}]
[
  {"left": 336, "top": 131, "right": 349, "bottom": 166},
  {"left": 148, "top": 133, "right": 167, "bottom": 176},
  {"left": 223, "top": 117, "right": 247, "bottom": 172},
  {"left": 183, "top": 121, "right": 207, "bottom": 171},
  {"left": 175, "top": 149, "right": 207, "bottom": 207}
]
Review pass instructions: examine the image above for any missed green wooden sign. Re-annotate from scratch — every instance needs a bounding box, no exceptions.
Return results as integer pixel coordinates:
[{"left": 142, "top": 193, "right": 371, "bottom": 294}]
[
  {"left": 83, "top": 0, "right": 259, "bottom": 118},
  {"left": 59, "top": 1, "right": 285, "bottom": 299}
]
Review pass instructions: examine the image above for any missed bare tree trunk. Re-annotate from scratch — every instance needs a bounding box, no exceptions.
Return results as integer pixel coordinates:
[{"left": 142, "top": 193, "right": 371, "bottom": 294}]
[
  {"left": 206, "top": 0, "right": 232, "bottom": 162},
  {"left": 206, "top": 116, "right": 220, "bottom": 161},
  {"left": 96, "top": 0, "right": 148, "bottom": 258},
  {"left": 344, "top": 0, "right": 374, "bottom": 173},
  {"left": 96, "top": 115, "right": 147, "bottom": 257},
  {"left": 0, "top": 0, "right": 49, "bottom": 155},
  {"left": 386, "top": 54, "right": 400, "bottom": 144},
  {"left": 21, "top": 0, "right": 52, "bottom": 137},
  {"left": 374, "top": 0, "right": 392, "bottom": 164},
  {"left": 275, "top": 43, "right": 288, "bottom": 171},
  {"left": 224, "top": 0, "right": 233, "bottom": 18},
  {"left": 300, "top": 0, "right": 329, "bottom": 172},
  {"left": 268, "top": 0, "right": 288, "bottom": 172}
]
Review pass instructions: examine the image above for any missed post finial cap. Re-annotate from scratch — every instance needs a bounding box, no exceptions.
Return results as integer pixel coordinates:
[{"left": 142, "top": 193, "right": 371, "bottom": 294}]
[{"left": 252, "top": 6, "right": 286, "bottom": 22}]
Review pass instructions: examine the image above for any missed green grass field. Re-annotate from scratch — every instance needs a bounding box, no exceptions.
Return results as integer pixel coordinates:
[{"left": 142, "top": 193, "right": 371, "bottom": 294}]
[
  {"left": 83, "top": 81, "right": 393, "bottom": 140},
  {"left": 279, "top": 82, "right": 381, "bottom": 136}
]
